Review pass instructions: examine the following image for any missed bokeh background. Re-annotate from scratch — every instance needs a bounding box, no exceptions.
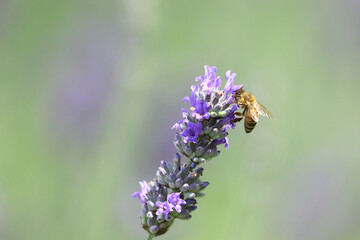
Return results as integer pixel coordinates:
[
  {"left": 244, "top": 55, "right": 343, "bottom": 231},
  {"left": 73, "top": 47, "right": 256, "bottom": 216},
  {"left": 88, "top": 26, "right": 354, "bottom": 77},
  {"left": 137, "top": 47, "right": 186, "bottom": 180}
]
[{"left": 1, "top": 0, "right": 360, "bottom": 239}]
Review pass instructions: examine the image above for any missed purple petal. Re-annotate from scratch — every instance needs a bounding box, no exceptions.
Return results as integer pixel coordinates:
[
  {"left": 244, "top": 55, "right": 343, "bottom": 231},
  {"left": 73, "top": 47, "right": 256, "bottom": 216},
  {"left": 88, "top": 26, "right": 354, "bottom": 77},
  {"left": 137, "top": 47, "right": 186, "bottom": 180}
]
[
  {"left": 174, "top": 205, "right": 182, "bottom": 212},
  {"left": 223, "top": 71, "right": 236, "bottom": 95},
  {"left": 132, "top": 181, "right": 150, "bottom": 205},
  {"left": 192, "top": 99, "right": 210, "bottom": 121},
  {"left": 182, "top": 96, "right": 190, "bottom": 102},
  {"left": 224, "top": 137, "right": 229, "bottom": 149},
  {"left": 181, "top": 121, "right": 202, "bottom": 143},
  {"left": 155, "top": 201, "right": 171, "bottom": 219},
  {"left": 198, "top": 65, "right": 222, "bottom": 95},
  {"left": 183, "top": 85, "right": 199, "bottom": 107},
  {"left": 214, "top": 76, "right": 221, "bottom": 89},
  {"left": 131, "top": 192, "right": 140, "bottom": 198},
  {"left": 212, "top": 138, "right": 226, "bottom": 146}
]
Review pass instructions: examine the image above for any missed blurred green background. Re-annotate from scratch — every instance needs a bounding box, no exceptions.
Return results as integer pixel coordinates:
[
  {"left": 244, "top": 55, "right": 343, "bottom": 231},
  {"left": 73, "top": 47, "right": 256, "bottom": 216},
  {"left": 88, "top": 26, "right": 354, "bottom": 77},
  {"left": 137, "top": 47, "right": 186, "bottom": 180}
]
[{"left": 1, "top": 0, "right": 360, "bottom": 239}]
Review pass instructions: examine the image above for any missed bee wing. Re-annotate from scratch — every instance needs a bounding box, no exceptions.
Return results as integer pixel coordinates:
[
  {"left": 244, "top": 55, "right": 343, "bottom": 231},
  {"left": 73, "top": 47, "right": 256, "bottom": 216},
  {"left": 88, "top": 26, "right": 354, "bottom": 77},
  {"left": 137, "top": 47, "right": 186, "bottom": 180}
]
[
  {"left": 256, "top": 101, "right": 273, "bottom": 119},
  {"left": 246, "top": 107, "right": 259, "bottom": 122}
]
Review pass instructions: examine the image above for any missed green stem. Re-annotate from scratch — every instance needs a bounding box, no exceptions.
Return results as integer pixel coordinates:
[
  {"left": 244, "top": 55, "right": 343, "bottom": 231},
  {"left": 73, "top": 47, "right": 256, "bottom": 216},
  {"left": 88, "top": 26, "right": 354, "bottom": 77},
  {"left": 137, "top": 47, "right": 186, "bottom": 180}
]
[{"left": 147, "top": 234, "right": 154, "bottom": 240}]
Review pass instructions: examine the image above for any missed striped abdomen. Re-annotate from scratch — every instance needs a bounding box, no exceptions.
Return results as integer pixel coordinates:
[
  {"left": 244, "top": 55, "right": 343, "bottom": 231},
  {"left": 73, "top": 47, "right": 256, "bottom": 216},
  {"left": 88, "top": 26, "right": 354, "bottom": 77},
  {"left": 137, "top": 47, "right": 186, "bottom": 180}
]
[{"left": 244, "top": 108, "right": 259, "bottom": 133}]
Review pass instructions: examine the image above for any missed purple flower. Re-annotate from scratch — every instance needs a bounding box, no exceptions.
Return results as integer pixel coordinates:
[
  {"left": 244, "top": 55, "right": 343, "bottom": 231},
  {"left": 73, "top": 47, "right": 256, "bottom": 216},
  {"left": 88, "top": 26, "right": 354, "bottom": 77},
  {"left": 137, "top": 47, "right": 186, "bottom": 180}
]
[
  {"left": 180, "top": 121, "right": 202, "bottom": 143},
  {"left": 223, "top": 70, "right": 243, "bottom": 96},
  {"left": 196, "top": 65, "right": 221, "bottom": 95},
  {"left": 167, "top": 193, "right": 186, "bottom": 213},
  {"left": 134, "top": 65, "right": 246, "bottom": 237},
  {"left": 155, "top": 193, "right": 186, "bottom": 219},
  {"left": 192, "top": 99, "right": 210, "bottom": 121},
  {"left": 156, "top": 201, "right": 172, "bottom": 219},
  {"left": 131, "top": 180, "right": 150, "bottom": 205},
  {"left": 183, "top": 85, "right": 199, "bottom": 107},
  {"left": 210, "top": 137, "right": 229, "bottom": 149},
  {"left": 172, "top": 109, "right": 189, "bottom": 130},
  {"left": 224, "top": 137, "right": 229, "bottom": 149}
]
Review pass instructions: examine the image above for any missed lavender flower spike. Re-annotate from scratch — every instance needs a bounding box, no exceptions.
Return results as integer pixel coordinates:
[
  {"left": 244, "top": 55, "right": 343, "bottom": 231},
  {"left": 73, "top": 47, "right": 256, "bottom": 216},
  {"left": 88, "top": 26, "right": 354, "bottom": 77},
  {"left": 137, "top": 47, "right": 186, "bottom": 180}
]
[{"left": 133, "top": 65, "right": 244, "bottom": 239}]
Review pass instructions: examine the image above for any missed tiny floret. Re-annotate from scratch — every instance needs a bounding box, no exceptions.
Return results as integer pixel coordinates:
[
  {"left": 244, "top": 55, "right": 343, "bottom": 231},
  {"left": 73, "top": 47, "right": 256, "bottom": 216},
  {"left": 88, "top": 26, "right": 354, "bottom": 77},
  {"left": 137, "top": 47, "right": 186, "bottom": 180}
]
[
  {"left": 131, "top": 180, "right": 150, "bottom": 205},
  {"left": 180, "top": 121, "right": 202, "bottom": 143},
  {"left": 167, "top": 192, "right": 186, "bottom": 213},
  {"left": 155, "top": 200, "right": 172, "bottom": 219}
]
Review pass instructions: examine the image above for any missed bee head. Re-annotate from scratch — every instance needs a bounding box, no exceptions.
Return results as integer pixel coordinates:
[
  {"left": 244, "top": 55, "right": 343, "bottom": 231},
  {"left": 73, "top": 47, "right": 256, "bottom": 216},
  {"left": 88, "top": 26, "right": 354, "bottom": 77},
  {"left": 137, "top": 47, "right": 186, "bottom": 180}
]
[{"left": 234, "top": 89, "right": 244, "bottom": 97}]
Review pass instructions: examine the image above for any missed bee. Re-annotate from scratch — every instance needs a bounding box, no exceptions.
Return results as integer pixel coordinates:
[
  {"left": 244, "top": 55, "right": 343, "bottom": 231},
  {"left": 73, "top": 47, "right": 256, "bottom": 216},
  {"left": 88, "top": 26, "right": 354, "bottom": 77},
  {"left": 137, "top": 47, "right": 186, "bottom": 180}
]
[{"left": 232, "top": 89, "right": 273, "bottom": 133}]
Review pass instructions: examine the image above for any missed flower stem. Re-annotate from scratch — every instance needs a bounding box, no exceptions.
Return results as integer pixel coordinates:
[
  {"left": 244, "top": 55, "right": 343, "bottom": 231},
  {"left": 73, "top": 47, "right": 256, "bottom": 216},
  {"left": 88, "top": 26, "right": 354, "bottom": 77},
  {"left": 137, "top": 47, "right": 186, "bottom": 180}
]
[{"left": 147, "top": 234, "right": 154, "bottom": 240}]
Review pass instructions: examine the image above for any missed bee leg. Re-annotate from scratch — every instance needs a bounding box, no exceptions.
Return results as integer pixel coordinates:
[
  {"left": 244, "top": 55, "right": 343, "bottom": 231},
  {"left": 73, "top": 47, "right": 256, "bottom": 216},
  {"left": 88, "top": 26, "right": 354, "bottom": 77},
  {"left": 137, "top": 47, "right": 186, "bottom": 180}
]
[
  {"left": 232, "top": 111, "right": 244, "bottom": 123},
  {"left": 232, "top": 114, "right": 243, "bottom": 123},
  {"left": 232, "top": 117, "right": 243, "bottom": 123}
]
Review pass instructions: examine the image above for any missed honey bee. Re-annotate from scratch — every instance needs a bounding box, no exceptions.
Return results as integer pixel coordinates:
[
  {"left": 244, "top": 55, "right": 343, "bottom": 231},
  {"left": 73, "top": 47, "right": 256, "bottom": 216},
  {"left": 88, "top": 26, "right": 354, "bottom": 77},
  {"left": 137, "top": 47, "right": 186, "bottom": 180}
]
[{"left": 232, "top": 89, "right": 273, "bottom": 133}]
